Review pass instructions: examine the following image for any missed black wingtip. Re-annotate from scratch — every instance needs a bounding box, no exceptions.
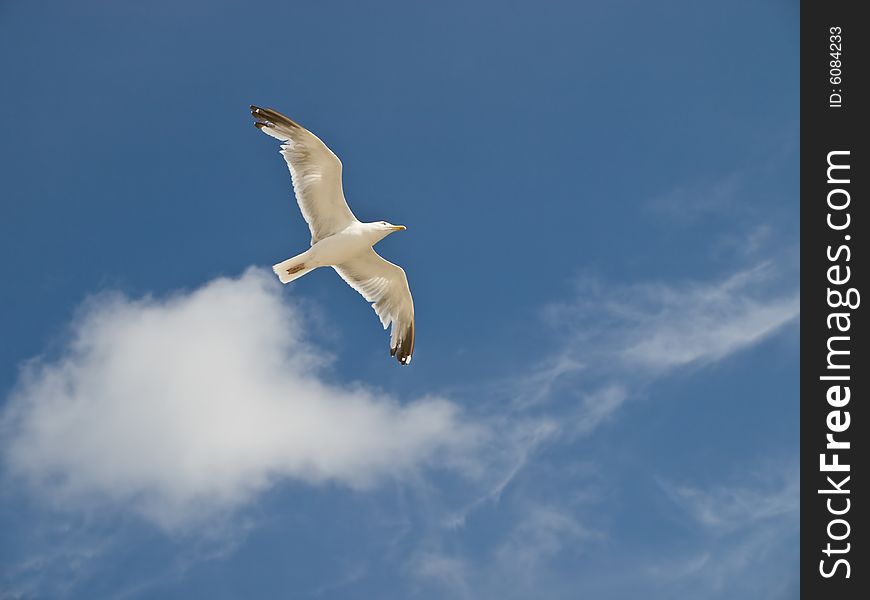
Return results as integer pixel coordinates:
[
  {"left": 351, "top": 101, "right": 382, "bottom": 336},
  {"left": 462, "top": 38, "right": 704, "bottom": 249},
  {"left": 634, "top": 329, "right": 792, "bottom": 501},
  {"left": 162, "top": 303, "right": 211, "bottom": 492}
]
[{"left": 249, "top": 106, "right": 300, "bottom": 130}]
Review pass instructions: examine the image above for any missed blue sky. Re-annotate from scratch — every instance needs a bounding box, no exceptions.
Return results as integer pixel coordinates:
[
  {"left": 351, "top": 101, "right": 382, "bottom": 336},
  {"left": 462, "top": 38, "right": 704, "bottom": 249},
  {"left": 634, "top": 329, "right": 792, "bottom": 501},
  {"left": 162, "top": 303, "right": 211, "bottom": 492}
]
[{"left": 0, "top": 1, "right": 799, "bottom": 598}]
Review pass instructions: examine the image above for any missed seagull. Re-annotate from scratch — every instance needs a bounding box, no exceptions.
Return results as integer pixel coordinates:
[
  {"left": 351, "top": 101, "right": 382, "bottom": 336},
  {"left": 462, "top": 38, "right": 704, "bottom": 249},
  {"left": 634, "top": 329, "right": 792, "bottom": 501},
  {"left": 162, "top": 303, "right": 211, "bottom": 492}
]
[{"left": 250, "top": 105, "right": 415, "bottom": 365}]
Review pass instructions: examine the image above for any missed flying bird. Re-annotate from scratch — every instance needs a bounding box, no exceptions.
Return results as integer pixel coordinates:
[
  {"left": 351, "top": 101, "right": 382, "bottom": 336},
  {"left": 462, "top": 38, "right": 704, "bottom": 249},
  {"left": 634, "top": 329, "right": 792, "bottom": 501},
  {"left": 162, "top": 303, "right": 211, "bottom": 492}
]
[{"left": 250, "top": 105, "right": 415, "bottom": 365}]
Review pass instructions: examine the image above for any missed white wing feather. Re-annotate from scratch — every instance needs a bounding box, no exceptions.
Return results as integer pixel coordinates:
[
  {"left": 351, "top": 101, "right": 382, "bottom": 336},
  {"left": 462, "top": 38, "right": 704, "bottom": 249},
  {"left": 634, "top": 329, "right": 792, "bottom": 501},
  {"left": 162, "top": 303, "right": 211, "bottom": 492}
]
[
  {"left": 251, "top": 106, "right": 358, "bottom": 244},
  {"left": 334, "top": 248, "right": 415, "bottom": 365}
]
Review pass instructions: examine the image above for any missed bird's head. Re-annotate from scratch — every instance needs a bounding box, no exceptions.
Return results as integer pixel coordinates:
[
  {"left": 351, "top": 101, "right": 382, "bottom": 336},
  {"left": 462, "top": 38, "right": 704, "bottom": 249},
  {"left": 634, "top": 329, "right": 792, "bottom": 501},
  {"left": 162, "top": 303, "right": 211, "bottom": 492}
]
[{"left": 369, "top": 220, "right": 407, "bottom": 242}]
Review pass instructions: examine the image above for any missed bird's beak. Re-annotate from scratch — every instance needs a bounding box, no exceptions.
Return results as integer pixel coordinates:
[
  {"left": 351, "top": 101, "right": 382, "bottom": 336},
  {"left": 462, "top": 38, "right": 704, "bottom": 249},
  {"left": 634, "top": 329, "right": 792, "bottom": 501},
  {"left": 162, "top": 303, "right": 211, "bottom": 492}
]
[{"left": 390, "top": 225, "right": 407, "bottom": 231}]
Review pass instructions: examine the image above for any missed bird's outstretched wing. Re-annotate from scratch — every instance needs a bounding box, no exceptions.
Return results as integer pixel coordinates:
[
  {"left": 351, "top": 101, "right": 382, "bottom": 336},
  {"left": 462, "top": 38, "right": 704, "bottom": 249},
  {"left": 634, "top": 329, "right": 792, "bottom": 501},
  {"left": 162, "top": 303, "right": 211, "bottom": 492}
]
[
  {"left": 251, "top": 105, "right": 358, "bottom": 244},
  {"left": 334, "top": 248, "right": 415, "bottom": 365}
]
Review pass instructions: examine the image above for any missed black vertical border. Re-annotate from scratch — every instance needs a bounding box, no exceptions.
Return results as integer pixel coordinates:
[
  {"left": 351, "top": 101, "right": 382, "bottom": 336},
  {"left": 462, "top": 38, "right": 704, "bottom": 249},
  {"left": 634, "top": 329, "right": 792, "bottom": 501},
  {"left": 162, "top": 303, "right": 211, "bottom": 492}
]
[{"left": 801, "top": 2, "right": 867, "bottom": 597}]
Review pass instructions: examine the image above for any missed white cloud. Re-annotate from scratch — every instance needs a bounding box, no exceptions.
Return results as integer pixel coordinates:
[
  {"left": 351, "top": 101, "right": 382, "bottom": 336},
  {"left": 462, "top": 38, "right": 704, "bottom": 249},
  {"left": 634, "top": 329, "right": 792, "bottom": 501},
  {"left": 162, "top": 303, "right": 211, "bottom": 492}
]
[{"left": 1, "top": 269, "right": 483, "bottom": 529}]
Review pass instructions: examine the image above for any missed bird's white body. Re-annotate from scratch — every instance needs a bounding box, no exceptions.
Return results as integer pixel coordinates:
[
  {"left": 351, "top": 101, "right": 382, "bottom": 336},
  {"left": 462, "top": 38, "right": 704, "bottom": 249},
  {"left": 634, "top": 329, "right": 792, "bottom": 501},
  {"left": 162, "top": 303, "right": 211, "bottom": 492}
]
[
  {"left": 305, "top": 223, "right": 385, "bottom": 267},
  {"left": 251, "top": 105, "right": 415, "bottom": 365},
  {"left": 271, "top": 221, "right": 396, "bottom": 284}
]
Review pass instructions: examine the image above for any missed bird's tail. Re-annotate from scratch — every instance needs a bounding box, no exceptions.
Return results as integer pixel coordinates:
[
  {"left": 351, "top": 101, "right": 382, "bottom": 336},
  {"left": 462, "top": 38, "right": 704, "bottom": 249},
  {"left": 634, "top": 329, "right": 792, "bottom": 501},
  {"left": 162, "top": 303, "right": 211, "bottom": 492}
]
[{"left": 272, "top": 252, "right": 315, "bottom": 284}]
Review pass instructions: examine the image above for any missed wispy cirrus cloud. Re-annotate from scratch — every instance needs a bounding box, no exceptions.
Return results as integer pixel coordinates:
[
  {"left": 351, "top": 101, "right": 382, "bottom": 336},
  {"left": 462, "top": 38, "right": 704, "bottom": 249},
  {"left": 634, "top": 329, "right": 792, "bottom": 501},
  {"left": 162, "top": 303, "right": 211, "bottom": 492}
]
[
  {"left": 544, "top": 260, "right": 799, "bottom": 376},
  {"left": 646, "top": 463, "right": 800, "bottom": 598},
  {"left": 470, "top": 257, "right": 800, "bottom": 475},
  {"left": 493, "top": 505, "right": 597, "bottom": 575},
  {"left": 413, "top": 504, "right": 600, "bottom": 600},
  {"left": 661, "top": 465, "right": 799, "bottom": 533},
  {"left": 504, "top": 256, "right": 801, "bottom": 444},
  {"left": 647, "top": 169, "right": 747, "bottom": 221},
  {"left": 414, "top": 255, "right": 800, "bottom": 593},
  {"left": 1, "top": 269, "right": 484, "bottom": 530},
  {"left": 412, "top": 552, "right": 474, "bottom": 600}
]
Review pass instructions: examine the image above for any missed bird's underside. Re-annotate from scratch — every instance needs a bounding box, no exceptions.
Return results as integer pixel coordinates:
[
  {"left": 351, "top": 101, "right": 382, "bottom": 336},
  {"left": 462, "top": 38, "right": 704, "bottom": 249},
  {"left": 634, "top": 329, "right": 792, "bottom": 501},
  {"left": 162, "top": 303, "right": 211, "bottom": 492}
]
[{"left": 250, "top": 105, "right": 415, "bottom": 365}]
